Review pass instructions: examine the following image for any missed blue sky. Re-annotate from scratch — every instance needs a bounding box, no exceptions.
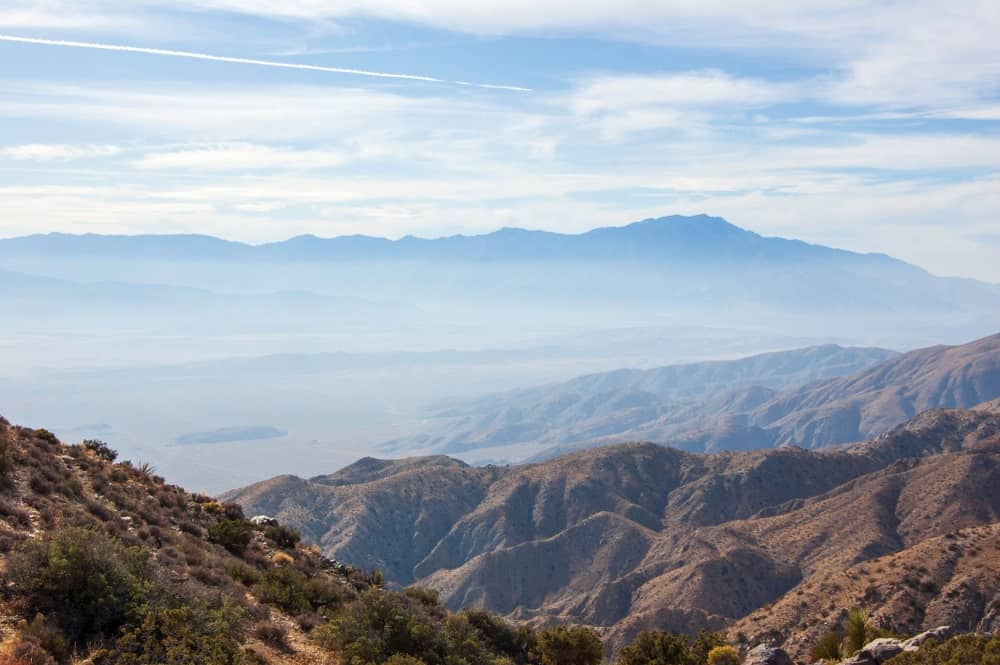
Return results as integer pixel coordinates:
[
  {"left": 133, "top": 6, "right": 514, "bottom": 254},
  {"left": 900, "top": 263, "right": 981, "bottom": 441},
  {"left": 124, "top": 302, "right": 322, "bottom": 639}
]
[{"left": 1, "top": 1, "right": 999, "bottom": 280}]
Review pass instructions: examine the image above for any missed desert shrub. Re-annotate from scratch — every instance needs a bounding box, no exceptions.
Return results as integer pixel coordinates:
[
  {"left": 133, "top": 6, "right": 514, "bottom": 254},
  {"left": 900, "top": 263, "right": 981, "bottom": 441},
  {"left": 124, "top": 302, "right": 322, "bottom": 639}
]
[
  {"left": 227, "top": 563, "right": 262, "bottom": 586},
  {"left": 0, "top": 431, "right": 10, "bottom": 482},
  {"left": 297, "top": 611, "right": 323, "bottom": 631},
  {"left": 6, "top": 638, "right": 58, "bottom": 665},
  {"left": 256, "top": 567, "right": 313, "bottom": 615},
  {"left": 706, "top": 646, "right": 741, "bottom": 665},
  {"left": 385, "top": 655, "right": 428, "bottom": 665},
  {"left": 809, "top": 629, "right": 845, "bottom": 663},
  {"left": 82, "top": 439, "right": 117, "bottom": 462},
  {"left": 191, "top": 564, "right": 226, "bottom": 587},
  {"left": 691, "top": 632, "right": 727, "bottom": 665},
  {"left": 315, "top": 588, "right": 449, "bottom": 665},
  {"left": 890, "top": 634, "right": 1000, "bottom": 665},
  {"left": 83, "top": 498, "right": 114, "bottom": 522},
  {"left": 843, "top": 609, "right": 881, "bottom": 654},
  {"left": 29, "top": 472, "right": 54, "bottom": 496},
  {"left": 618, "top": 631, "right": 697, "bottom": 665},
  {"left": 263, "top": 524, "right": 301, "bottom": 549},
  {"left": 34, "top": 430, "right": 60, "bottom": 446},
  {"left": 0, "top": 498, "right": 33, "bottom": 526},
  {"left": 209, "top": 519, "right": 253, "bottom": 555},
  {"left": 460, "top": 608, "right": 537, "bottom": 665},
  {"left": 536, "top": 625, "right": 602, "bottom": 665},
  {"left": 17, "top": 614, "right": 68, "bottom": 663},
  {"left": 177, "top": 520, "right": 203, "bottom": 537},
  {"left": 303, "top": 576, "right": 346, "bottom": 612},
  {"left": 254, "top": 621, "right": 288, "bottom": 649},
  {"left": 7, "top": 527, "right": 150, "bottom": 644},
  {"left": 405, "top": 587, "right": 443, "bottom": 608},
  {"left": 271, "top": 551, "right": 295, "bottom": 566},
  {"left": 93, "top": 599, "right": 247, "bottom": 665}
]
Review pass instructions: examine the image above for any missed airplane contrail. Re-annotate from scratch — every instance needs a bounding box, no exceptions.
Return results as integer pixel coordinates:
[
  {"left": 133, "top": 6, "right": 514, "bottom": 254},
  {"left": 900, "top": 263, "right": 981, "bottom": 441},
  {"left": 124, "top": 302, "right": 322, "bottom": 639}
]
[{"left": 0, "top": 34, "right": 532, "bottom": 92}]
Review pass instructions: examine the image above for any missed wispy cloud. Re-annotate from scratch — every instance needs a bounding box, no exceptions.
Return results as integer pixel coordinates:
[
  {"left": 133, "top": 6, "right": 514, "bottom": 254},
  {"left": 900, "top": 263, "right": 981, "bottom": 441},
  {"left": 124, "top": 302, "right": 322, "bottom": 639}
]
[
  {"left": 0, "top": 143, "right": 122, "bottom": 161},
  {"left": 134, "top": 143, "right": 347, "bottom": 171},
  {"left": 0, "top": 34, "right": 531, "bottom": 91}
]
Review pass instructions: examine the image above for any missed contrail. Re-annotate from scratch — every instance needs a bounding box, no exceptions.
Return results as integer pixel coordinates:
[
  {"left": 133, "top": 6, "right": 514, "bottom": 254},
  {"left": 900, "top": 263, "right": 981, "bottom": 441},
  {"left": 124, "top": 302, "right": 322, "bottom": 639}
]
[{"left": 0, "top": 34, "right": 532, "bottom": 92}]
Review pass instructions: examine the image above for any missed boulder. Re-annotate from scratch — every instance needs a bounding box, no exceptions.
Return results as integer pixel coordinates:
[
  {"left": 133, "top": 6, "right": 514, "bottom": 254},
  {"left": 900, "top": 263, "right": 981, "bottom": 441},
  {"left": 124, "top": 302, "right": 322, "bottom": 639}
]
[
  {"left": 901, "top": 627, "right": 953, "bottom": 651},
  {"left": 838, "top": 652, "right": 877, "bottom": 665},
  {"left": 861, "top": 638, "right": 905, "bottom": 663},
  {"left": 249, "top": 515, "right": 279, "bottom": 527},
  {"left": 745, "top": 644, "right": 794, "bottom": 665}
]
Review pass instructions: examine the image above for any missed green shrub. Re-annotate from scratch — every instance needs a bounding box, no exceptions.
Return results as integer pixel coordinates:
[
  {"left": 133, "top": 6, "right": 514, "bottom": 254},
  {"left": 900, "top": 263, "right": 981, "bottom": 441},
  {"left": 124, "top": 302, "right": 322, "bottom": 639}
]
[
  {"left": 405, "top": 587, "right": 443, "bottom": 608},
  {"left": 316, "top": 588, "right": 449, "bottom": 665},
  {"left": 82, "top": 439, "right": 117, "bottom": 462},
  {"left": 303, "top": 576, "right": 346, "bottom": 613},
  {"left": 890, "top": 634, "right": 1000, "bottom": 665},
  {"left": 94, "top": 599, "right": 247, "bottom": 665},
  {"left": 7, "top": 527, "right": 150, "bottom": 643},
  {"left": 618, "top": 631, "right": 697, "bottom": 665},
  {"left": 691, "top": 632, "right": 727, "bottom": 665},
  {"left": 209, "top": 519, "right": 253, "bottom": 555},
  {"left": 460, "top": 608, "right": 537, "bottom": 665},
  {"left": 844, "top": 608, "right": 891, "bottom": 654},
  {"left": 256, "top": 567, "right": 313, "bottom": 615},
  {"left": 536, "top": 625, "right": 602, "bottom": 665},
  {"left": 263, "top": 524, "right": 301, "bottom": 549},
  {"left": 227, "top": 563, "right": 262, "bottom": 586}
]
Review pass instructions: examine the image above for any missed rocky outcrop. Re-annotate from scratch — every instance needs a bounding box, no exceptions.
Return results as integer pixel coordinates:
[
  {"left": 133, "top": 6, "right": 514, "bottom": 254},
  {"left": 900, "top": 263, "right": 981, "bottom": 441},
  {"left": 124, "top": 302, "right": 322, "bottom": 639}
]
[
  {"left": 744, "top": 644, "right": 794, "bottom": 665},
  {"left": 836, "top": 627, "right": 956, "bottom": 665}
]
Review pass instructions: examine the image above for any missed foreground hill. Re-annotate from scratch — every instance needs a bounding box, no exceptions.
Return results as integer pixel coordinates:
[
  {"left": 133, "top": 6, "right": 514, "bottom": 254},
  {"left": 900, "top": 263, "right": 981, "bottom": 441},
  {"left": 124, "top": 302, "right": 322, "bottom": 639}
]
[
  {"left": 0, "top": 416, "right": 607, "bottom": 665},
  {"left": 227, "top": 405, "right": 1000, "bottom": 659},
  {"left": 385, "top": 333, "right": 1000, "bottom": 459}
]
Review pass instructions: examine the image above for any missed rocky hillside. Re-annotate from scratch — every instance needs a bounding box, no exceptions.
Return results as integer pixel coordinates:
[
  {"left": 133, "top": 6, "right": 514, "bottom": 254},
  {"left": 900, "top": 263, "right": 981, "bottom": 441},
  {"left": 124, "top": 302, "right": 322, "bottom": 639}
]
[
  {"left": 385, "top": 333, "right": 999, "bottom": 460},
  {"left": 228, "top": 405, "right": 1000, "bottom": 659},
  {"left": 0, "top": 417, "right": 591, "bottom": 665}
]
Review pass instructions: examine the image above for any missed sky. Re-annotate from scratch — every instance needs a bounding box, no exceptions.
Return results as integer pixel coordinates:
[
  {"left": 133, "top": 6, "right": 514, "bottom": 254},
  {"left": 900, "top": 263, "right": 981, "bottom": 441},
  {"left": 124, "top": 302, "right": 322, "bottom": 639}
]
[{"left": 1, "top": 1, "right": 999, "bottom": 281}]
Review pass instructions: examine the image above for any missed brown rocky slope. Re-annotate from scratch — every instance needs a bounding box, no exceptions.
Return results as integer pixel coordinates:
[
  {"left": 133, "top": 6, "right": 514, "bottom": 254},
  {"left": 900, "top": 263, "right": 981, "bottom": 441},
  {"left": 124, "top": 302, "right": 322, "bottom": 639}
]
[{"left": 227, "top": 404, "right": 1000, "bottom": 659}]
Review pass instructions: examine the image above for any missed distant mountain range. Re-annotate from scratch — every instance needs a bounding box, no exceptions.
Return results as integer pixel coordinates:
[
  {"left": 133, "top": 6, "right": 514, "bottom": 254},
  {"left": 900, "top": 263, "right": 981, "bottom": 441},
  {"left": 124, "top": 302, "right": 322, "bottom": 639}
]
[
  {"left": 226, "top": 402, "right": 1000, "bottom": 659},
  {"left": 0, "top": 215, "right": 923, "bottom": 263},
  {"left": 3, "top": 215, "right": 998, "bottom": 351},
  {"left": 385, "top": 334, "right": 1000, "bottom": 459}
]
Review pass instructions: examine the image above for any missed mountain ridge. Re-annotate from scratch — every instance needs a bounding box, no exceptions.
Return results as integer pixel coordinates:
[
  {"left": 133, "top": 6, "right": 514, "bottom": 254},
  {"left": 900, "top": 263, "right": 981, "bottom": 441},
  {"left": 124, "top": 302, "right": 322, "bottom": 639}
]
[
  {"left": 391, "top": 334, "right": 1000, "bottom": 460},
  {"left": 226, "top": 404, "right": 1000, "bottom": 659},
  {"left": 0, "top": 215, "right": 962, "bottom": 274}
]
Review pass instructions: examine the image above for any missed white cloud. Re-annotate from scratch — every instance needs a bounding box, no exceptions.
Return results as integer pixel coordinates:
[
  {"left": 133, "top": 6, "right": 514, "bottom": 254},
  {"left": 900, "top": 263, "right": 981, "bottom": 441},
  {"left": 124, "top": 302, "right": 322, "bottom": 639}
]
[
  {"left": 570, "top": 71, "right": 790, "bottom": 115},
  {"left": 0, "top": 143, "right": 122, "bottom": 161},
  {"left": 134, "top": 143, "right": 347, "bottom": 171}
]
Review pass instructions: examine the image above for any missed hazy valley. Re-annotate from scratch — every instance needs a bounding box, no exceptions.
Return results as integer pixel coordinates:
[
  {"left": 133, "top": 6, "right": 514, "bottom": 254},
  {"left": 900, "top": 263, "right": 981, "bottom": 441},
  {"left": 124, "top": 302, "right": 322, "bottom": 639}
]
[{"left": 3, "top": 216, "right": 999, "bottom": 491}]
